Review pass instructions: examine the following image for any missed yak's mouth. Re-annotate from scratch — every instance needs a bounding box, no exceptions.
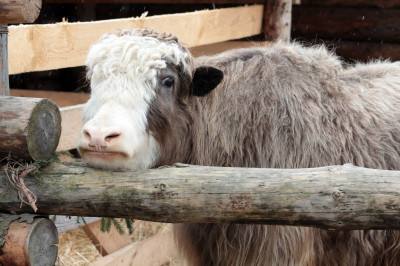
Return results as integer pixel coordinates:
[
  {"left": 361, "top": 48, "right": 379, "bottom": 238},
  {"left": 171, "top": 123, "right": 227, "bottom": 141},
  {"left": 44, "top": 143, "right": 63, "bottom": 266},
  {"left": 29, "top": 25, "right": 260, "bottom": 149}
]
[{"left": 80, "top": 150, "right": 127, "bottom": 161}]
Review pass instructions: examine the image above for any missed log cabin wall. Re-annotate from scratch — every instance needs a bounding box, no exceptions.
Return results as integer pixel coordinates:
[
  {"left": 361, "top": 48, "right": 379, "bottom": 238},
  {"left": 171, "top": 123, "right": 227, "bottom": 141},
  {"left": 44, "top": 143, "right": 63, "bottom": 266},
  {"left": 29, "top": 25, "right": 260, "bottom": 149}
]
[{"left": 292, "top": 0, "right": 400, "bottom": 62}]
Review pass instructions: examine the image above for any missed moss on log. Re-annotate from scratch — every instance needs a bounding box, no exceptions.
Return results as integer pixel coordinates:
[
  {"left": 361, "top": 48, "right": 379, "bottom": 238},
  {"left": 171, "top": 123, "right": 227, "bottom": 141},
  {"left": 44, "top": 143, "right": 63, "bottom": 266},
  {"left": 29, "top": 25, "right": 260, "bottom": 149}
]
[
  {"left": 0, "top": 162, "right": 400, "bottom": 230},
  {"left": 0, "top": 97, "right": 61, "bottom": 161}
]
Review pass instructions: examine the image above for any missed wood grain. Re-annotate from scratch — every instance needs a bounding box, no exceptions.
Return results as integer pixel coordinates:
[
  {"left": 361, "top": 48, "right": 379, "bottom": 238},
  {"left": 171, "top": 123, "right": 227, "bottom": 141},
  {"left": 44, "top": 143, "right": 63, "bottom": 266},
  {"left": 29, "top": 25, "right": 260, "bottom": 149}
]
[
  {"left": 8, "top": 5, "right": 264, "bottom": 74},
  {"left": 58, "top": 104, "right": 84, "bottom": 151},
  {"left": 292, "top": 5, "right": 400, "bottom": 43},
  {"left": 0, "top": 215, "right": 58, "bottom": 266},
  {"left": 264, "top": 0, "right": 292, "bottom": 42},
  {"left": 0, "top": 162, "right": 400, "bottom": 230},
  {"left": 89, "top": 232, "right": 175, "bottom": 266},
  {"left": 0, "top": 0, "right": 42, "bottom": 24},
  {"left": 0, "top": 96, "right": 61, "bottom": 160},
  {"left": 82, "top": 220, "right": 133, "bottom": 256}
]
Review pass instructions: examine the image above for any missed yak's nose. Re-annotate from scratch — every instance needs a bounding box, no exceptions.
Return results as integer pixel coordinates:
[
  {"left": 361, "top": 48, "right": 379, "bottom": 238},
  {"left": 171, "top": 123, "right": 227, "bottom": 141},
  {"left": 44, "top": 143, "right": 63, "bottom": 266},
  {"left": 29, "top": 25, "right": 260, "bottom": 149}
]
[{"left": 83, "top": 129, "right": 121, "bottom": 151}]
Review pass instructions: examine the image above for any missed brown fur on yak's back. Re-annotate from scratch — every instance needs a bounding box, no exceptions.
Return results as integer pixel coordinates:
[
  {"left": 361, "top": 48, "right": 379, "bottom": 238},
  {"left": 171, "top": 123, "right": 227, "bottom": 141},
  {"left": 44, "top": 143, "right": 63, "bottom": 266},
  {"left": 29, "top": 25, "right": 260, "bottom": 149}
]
[{"left": 175, "top": 43, "right": 400, "bottom": 265}]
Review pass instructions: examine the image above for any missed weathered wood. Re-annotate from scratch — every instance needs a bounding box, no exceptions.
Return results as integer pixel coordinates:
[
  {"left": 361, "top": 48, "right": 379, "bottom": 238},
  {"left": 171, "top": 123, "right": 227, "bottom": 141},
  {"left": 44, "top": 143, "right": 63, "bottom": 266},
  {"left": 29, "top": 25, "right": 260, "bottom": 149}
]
[
  {"left": 58, "top": 104, "right": 84, "bottom": 152},
  {"left": 301, "top": 0, "right": 400, "bottom": 8},
  {"left": 264, "top": 0, "right": 292, "bottom": 42},
  {"left": 0, "top": 0, "right": 42, "bottom": 24},
  {"left": 0, "top": 97, "right": 61, "bottom": 161},
  {"left": 0, "top": 162, "right": 400, "bottom": 230},
  {"left": 10, "top": 89, "right": 89, "bottom": 107},
  {"left": 292, "top": 5, "right": 400, "bottom": 43},
  {"left": 8, "top": 5, "right": 264, "bottom": 74},
  {"left": 89, "top": 232, "right": 175, "bottom": 266},
  {"left": 82, "top": 219, "right": 132, "bottom": 256},
  {"left": 302, "top": 39, "right": 400, "bottom": 62},
  {"left": 0, "top": 25, "right": 9, "bottom": 96},
  {"left": 0, "top": 214, "right": 58, "bottom": 266}
]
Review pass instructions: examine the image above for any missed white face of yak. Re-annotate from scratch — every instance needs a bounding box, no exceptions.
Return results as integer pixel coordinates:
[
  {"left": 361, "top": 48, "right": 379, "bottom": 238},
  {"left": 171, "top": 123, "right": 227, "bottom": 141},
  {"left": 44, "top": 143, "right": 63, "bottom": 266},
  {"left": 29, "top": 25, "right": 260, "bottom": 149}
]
[{"left": 78, "top": 33, "right": 191, "bottom": 170}]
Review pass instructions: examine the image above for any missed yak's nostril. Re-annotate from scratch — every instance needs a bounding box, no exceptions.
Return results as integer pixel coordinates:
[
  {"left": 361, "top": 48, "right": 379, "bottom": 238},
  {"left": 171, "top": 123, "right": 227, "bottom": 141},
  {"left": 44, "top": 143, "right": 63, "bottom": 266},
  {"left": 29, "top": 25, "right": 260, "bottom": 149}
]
[
  {"left": 105, "top": 133, "right": 121, "bottom": 142},
  {"left": 84, "top": 130, "right": 91, "bottom": 140}
]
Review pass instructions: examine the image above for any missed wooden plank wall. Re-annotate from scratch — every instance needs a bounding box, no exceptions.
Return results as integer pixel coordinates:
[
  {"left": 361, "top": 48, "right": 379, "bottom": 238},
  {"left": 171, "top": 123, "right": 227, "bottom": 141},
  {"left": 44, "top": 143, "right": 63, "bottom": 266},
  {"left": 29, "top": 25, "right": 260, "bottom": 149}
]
[{"left": 293, "top": 1, "right": 400, "bottom": 61}]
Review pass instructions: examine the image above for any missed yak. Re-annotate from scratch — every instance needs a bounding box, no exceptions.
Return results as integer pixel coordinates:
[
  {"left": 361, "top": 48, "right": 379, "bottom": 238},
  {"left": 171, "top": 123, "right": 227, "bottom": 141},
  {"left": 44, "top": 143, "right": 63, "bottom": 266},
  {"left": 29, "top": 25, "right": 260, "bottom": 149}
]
[{"left": 78, "top": 29, "right": 400, "bottom": 265}]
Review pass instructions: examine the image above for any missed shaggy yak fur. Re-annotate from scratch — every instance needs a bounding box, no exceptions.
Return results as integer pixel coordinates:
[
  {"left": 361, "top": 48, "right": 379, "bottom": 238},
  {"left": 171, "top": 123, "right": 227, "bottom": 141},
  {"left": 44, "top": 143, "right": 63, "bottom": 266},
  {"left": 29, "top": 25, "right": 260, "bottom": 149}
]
[{"left": 84, "top": 30, "right": 400, "bottom": 265}]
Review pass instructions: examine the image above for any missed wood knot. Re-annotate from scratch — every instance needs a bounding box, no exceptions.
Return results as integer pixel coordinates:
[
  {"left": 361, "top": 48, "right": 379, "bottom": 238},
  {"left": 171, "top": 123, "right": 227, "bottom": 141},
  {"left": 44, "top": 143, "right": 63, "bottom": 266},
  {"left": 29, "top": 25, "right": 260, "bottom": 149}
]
[{"left": 331, "top": 190, "right": 344, "bottom": 202}]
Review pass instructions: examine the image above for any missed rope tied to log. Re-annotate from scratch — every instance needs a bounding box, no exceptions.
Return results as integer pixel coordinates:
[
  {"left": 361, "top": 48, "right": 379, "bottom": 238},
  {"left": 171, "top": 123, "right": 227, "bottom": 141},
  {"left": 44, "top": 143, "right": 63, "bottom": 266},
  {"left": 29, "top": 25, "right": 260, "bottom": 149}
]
[{"left": 3, "top": 160, "right": 38, "bottom": 212}]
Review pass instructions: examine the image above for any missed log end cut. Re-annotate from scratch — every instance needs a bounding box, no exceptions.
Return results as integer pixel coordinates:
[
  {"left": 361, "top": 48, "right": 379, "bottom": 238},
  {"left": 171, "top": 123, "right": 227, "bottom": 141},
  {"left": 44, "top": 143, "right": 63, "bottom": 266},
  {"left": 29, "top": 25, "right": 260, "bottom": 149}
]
[
  {"left": 26, "top": 99, "right": 61, "bottom": 161},
  {"left": 0, "top": 0, "right": 42, "bottom": 24},
  {"left": 0, "top": 217, "right": 58, "bottom": 266}
]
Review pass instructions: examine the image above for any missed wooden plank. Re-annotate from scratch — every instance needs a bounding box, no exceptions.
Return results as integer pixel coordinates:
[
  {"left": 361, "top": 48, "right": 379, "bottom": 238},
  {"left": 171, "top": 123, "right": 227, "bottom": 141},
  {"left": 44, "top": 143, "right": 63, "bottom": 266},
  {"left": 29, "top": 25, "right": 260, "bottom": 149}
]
[
  {"left": 58, "top": 104, "right": 84, "bottom": 151},
  {"left": 89, "top": 232, "right": 175, "bottom": 266},
  {"left": 1, "top": 162, "right": 400, "bottom": 230},
  {"left": 0, "top": 0, "right": 42, "bottom": 24},
  {"left": 292, "top": 5, "right": 400, "bottom": 43},
  {"left": 51, "top": 215, "right": 101, "bottom": 233},
  {"left": 82, "top": 220, "right": 133, "bottom": 256},
  {"left": 301, "top": 0, "right": 400, "bottom": 8},
  {"left": 10, "top": 89, "right": 89, "bottom": 107},
  {"left": 190, "top": 41, "right": 268, "bottom": 57},
  {"left": 264, "top": 0, "right": 292, "bottom": 42},
  {"left": 8, "top": 5, "right": 264, "bottom": 74}
]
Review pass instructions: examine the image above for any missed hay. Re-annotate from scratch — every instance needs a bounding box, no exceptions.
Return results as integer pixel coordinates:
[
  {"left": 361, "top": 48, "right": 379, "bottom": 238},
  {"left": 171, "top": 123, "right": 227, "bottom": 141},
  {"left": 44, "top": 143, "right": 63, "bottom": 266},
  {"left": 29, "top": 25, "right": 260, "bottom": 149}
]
[{"left": 56, "top": 220, "right": 177, "bottom": 266}]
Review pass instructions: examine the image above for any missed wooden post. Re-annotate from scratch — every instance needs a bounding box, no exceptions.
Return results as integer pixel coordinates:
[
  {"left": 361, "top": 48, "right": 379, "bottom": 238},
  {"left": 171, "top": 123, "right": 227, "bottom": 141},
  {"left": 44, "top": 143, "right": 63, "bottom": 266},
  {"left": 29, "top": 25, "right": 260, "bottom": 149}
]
[
  {"left": 0, "top": 0, "right": 42, "bottom": 95},
  {"left": 0, "top": 214, "right": 58, "bottom": 266},
  {"left": 264, "top": 0, "right": 292, "bottom": 42},
  {"left": 0, "top": 25, "right": 9, "bottom": 96},
  {"left": 0, "top": 97, "right": 61, "bottom": 161}
]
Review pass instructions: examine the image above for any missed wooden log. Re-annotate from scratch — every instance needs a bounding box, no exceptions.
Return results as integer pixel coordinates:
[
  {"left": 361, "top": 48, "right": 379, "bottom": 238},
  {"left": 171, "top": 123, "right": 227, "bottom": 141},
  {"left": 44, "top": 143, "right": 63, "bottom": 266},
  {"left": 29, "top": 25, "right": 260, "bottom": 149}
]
[
  {"left": 0, "top": 214, "right": 58, "bottom": 266},
  {"left": 82, "top": 220, "right": 133, "bottom": 256},
  {"left": 0, "top": 0, "right": 42, "bottom": 24},
  {"left": 89, "top": 232, "right": 175, "bottom": 266},
  {"left": 8, "top": 5, "right": 264, "bottom": 74},
  {"left": 301, "top": 0, "right": 400, "bottom": 8},
  {"left": 0, "top": 96, "right": 61, "bottom": 161},
  {"left": 0, "top": 162, "right": 400, "bottom": 230},
  {"left": 0, "top": 25, "right": 9, "bottom": 96},
  {"left": 292, "top": 5, "right": 400, "bottom": 43},
  {"left": 264, "top": 0, "right": 292, "bottom": 42}
]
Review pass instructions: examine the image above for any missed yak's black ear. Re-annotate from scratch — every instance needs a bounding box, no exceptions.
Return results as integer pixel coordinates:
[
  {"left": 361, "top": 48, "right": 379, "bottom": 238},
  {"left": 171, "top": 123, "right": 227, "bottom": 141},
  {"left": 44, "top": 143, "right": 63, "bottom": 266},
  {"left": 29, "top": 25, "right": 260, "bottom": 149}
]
[{"left": 190, "top": 66, "right": 223, "bottom": 97}]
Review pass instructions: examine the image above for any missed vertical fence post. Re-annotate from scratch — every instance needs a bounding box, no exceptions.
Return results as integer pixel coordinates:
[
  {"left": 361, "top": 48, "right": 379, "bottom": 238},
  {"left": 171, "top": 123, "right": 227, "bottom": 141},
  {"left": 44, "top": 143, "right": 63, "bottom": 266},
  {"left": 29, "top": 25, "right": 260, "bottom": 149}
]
[
  {"left": 0, "top": 24, "right": 9, "bottom": 96},
  {"left": 264, "top": 0, "right": 292, "bottom": 42}
]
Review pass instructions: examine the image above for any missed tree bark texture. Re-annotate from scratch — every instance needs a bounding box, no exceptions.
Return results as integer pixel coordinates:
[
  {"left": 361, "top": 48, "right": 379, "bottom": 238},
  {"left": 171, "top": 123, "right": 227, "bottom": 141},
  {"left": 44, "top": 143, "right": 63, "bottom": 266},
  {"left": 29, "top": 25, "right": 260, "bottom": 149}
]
[
  {"left": 264, "top": 0, "right": 292, "bottom": 42},
  {"left": 292, "top": 5, "right": 400, "bottom": 43},
  {"left": 0, "top": 214, "right": 58, "bottom": 266},
  {"left": 0, "top": 0, "right": 42, "bottom": 24},
  {"left": 0, "top": 162, "right": 400, "bottom": 230},
  {"left": 0, "top": 97, "right": 61, "bottom": 161}
]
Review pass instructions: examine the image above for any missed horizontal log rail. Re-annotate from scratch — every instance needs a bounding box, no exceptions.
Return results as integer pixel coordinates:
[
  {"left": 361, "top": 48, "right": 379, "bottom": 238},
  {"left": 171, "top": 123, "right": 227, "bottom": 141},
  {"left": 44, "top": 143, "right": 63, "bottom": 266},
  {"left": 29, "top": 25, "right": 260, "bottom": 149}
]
[{"left": 0, "top": 162, "right": 400, "bottom": 230}]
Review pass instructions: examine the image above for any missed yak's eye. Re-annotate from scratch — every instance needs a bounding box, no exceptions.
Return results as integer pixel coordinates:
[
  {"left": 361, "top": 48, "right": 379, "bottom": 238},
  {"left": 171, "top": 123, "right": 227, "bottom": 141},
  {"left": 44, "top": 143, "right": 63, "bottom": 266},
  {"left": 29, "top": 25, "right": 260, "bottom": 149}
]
[{"left": 162, "top": 77, "right": 175, "bottom": 88}]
